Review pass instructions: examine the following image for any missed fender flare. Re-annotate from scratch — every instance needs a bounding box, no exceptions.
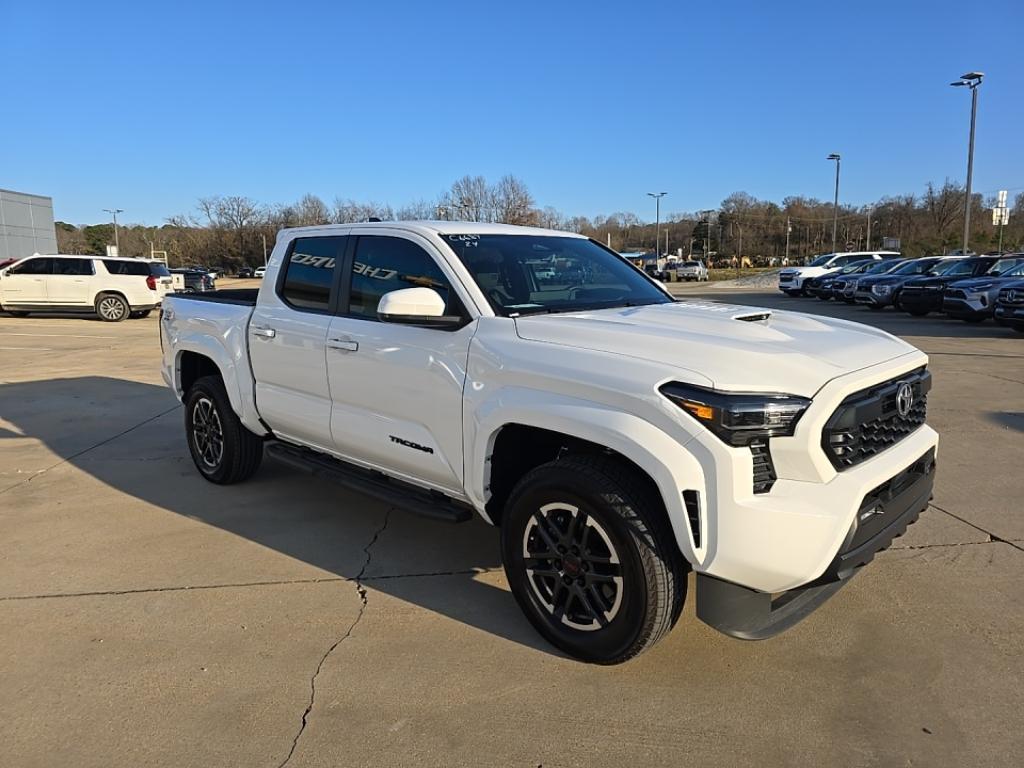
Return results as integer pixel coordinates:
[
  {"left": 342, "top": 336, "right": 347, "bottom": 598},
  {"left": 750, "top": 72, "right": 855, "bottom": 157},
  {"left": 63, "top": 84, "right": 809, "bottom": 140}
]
[
  {"left": 173, "top": 336, "right": 267, "bottom": 436},
  {"left": 468, "top": 388, "right": 708, "bottom": 565}
]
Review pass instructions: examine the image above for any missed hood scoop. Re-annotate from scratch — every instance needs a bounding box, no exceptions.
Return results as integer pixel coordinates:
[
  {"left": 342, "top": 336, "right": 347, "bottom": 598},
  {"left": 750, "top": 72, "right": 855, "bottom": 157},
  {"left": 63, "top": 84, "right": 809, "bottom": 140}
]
[{"left": 732, "top": 310, "right": 772, "bottom": 323}]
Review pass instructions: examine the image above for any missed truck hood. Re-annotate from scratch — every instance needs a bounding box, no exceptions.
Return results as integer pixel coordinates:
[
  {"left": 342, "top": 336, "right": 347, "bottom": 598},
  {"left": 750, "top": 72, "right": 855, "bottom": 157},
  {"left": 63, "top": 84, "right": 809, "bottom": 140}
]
[{"left": 514, "top": 301, "right": 917, "bottom": 397}]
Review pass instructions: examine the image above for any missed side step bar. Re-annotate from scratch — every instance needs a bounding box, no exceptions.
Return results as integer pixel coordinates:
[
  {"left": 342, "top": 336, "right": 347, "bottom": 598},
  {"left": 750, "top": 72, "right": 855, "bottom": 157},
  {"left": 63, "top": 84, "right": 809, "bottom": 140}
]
[{"left": 265, "top": 442, "right": 473, "bottom": 524}]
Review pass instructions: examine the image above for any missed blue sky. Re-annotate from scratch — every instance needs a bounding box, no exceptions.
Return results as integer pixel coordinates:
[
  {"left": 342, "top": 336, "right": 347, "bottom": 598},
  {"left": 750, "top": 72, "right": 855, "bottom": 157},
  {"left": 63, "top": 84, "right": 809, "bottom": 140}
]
[{"left": 3, "top": 0, "right": 1022, "bottom": 226}]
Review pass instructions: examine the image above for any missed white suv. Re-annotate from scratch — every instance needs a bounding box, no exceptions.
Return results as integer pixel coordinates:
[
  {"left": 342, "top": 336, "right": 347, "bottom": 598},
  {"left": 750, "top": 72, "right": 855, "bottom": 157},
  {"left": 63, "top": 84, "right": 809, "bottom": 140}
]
[{"left": 0, "top": 254, "right": 173, "bottom": 321}]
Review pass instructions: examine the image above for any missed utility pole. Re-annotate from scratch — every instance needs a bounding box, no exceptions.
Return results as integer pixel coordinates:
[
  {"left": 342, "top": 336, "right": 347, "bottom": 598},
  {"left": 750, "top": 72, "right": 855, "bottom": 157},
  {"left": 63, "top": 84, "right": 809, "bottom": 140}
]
[
  {"left": 827, "top": 154, "right": 841, "bottom": 252},
  {"left": 785, "top": 217, "right": 792, "bottom": 263},
  {"left": 261, "top": 233, "right": 268, "bottom": 266},
  {"left": 865, "top": 206, "right": 872, "bottom": 250},
  {"left": 950, "top": 72, "right": 984, "bottom": 255},
  {"left": 103, "top": 208, "right": 124, "bottom": 255},
  {"left": 647, "top": 192, "right": 667, "bottom": 256}
]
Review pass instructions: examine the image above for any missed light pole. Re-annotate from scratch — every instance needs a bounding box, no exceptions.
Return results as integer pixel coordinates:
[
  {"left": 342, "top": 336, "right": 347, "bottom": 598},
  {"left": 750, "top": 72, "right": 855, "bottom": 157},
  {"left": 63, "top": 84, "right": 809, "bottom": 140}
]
[
  {"left": 785, "top": 216, "right": 792, "bottom": 263},
  {"left": 950, "top": 72, "right": 984, "bottom": 255},
  {"left": 647, "top": 192, "right": 667, "bottom": 257},
  {"left": 103, "top": 208, "right": 124, "bottom": 255},
  {"left": 826, "top": 154, "right": 841, "bottom": 252},
  {"left": 865, "top": 206, "right": 872, "bottom": 250}
]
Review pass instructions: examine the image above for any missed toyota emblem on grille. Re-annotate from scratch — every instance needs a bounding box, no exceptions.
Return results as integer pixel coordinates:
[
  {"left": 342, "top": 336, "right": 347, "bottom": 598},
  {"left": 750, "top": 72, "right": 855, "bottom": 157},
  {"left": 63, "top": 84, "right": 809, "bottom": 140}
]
[
  {"left": 1009, "top": 289, "right": 1018, "bottom": 303},
  {"left": 896, "top": 382, "right": 914, "bottom": 418}
]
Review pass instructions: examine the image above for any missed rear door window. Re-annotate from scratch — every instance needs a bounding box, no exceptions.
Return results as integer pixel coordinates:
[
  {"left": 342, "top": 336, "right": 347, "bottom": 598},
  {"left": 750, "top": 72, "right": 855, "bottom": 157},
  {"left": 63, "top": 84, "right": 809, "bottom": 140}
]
[
  {"left": 52, "top": 258, "right": 94, "bottom": 275},
  {"left": 280, "top": 236, "right": 346, "bottom": 311}
]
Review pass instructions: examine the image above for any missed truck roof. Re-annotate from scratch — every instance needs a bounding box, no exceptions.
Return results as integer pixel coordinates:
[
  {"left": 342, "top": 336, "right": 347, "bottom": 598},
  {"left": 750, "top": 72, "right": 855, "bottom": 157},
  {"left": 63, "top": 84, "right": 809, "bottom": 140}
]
[{"left": 278, "top": 220, "right": 588, "bottom": 240}]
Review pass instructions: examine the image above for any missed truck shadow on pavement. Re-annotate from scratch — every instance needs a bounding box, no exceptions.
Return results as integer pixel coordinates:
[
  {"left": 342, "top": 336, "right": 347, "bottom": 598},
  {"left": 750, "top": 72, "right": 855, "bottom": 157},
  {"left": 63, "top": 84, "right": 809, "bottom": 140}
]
[{"left": 0, "top": 376, "right": 558, "bottom": 657}]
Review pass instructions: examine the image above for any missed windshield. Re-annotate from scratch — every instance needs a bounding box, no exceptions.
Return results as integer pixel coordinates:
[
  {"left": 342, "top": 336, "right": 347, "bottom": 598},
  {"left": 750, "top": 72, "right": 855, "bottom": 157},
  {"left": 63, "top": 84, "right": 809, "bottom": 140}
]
[
  {"left": 442, "top": 234, "right": 672, "bottom": 315},
  {"left": 987, "top": 258, "right": 1024, "bottom": 275},
  {"left": 808, "top": 254, "right": 834, "bottom": 267},
  {"left": 890, "top": 258, "right": 936, "bottom": 275},
  {"left": 927, "top": 259, "right": 967, "bottom": 276},
  {"left": 865, "top": 259, "right": 902, "bottom": 274}
]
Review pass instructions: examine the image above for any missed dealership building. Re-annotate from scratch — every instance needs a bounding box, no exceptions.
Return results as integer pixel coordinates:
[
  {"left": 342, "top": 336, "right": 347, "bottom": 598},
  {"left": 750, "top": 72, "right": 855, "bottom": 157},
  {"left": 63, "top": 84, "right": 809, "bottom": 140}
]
[{"left": 0, "top": 188, "right": 58, "bottom": 261}]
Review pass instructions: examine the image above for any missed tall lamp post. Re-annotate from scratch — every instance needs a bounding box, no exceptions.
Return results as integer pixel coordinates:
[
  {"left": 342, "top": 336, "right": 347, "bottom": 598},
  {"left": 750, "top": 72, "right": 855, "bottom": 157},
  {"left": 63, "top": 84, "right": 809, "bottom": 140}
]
[
  {"left": 950, "top": 72, "right": 984, "bottom": 255},
  {"left": 103, "top": 208, "right": 124, "bottom": 255},
  {"left": 647, "top": 192, "right": 667, "bottom": 257},
  {"left": 826, "top": 154, "right": 841, "bottom": 252}
]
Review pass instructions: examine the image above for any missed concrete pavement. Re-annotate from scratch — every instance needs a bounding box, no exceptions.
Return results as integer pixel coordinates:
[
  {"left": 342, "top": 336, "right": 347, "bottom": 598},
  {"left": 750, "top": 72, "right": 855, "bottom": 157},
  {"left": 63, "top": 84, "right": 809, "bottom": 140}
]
[{"left": 1, "top": 292, "right": 1022, "bottom": 767}]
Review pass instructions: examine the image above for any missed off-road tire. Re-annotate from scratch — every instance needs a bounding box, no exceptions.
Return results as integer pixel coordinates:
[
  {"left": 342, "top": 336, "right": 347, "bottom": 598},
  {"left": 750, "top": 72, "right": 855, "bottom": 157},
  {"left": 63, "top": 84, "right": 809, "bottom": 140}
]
[
  {"left": 501, "top": 454, "right": 686, "bottom": 664},
  {"left": 184, "top": 375, "right": 263, "bottom": 484}
]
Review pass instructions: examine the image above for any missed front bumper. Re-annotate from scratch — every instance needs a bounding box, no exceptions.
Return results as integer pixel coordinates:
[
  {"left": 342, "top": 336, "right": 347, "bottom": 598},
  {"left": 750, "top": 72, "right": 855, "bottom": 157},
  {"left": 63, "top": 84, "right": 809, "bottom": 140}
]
[
  {"left": 994, "top": 305, "right": 1024, "bottom": 327},
  {"left": 900, "top": 290, "right": 944, "bottom": 312},
  {"left": 943, "top": 296, "right": 990, "bottom": 319},
  {"left": 855, "top": 288, "right": 892, "bottom": 307},
  {"left": 697, "top": 447, "right": 936, "bottom": 639}
]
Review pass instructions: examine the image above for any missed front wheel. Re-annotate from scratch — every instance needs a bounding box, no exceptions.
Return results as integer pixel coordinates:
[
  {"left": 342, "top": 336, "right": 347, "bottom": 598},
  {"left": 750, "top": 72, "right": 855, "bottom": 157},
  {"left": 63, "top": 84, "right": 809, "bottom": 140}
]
[
  {"left": 501, "top": 454, "right": 686, "bottom": 664},
  {"left": 184, "top": 375, "right": 263, "bottom": 484}
]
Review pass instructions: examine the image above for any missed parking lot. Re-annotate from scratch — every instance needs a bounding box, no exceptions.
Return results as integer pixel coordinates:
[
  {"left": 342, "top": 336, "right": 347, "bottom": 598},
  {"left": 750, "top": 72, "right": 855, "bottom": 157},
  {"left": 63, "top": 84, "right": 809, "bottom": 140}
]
[{"left": 1, "top": 285, "right": 1022, "bottom": 767}]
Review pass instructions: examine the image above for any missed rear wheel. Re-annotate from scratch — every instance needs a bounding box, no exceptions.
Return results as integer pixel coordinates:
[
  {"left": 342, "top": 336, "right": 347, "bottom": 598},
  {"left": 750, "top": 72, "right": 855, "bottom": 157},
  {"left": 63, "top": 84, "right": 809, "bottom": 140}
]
[
  {"left": 501, "top": 454, "right": 686, "bottom": 664},
  {"left": 184, "top": 375, "right": 263, "bottom": 484},
  {"left": 95, "top": 293, "right": 129, "bottom": 322}
]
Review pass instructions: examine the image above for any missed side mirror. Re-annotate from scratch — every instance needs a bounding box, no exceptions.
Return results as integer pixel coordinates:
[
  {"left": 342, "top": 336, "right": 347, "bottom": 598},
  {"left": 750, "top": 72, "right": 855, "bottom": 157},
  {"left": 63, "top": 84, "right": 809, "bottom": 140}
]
[{"left": 377, "top": 287, "right": 464, "bottom": 328}]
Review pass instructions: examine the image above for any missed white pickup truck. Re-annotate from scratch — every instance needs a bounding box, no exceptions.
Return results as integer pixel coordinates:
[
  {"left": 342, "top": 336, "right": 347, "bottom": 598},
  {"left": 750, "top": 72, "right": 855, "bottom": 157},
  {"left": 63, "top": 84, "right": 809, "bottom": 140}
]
[{"left": 160, "top": 222, "right": 938, "bottom": 664}]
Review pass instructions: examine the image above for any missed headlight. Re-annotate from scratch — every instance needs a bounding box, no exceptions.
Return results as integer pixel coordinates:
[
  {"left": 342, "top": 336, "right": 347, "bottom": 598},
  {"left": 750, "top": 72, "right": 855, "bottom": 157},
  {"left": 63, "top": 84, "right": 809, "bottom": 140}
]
[
  {"left": 872, "top": 284, "right": 893, "bottom": 295},
  {"left": 660, "top": 382, "right": 811, "bottom": 446}
]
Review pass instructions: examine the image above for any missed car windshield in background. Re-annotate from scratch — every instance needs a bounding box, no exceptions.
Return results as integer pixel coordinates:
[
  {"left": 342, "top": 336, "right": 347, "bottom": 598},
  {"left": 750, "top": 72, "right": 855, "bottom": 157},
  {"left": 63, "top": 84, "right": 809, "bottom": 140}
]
[
  {"left": 442, "top": 234, "right": 672, "bottom": 315},
  {"left": 987, "top": 258, "right": 1024, "bottom": 275},
  {"left": 865, "top": 260, "right": 902, "bottom": 274},
  {"left": 890, "top": 259, "right": 937, "bottom": 275},
  {"left": 928, "top": 260, "right": 968, "bottom": 276},
  {"left": 808, "top": 254, "right": 834, "bottom": 267}
]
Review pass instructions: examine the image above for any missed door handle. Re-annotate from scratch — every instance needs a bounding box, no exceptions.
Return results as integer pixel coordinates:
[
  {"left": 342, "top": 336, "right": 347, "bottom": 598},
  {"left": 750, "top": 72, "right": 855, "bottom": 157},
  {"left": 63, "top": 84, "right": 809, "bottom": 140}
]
[
  {"left": 251, "top": 326, "right": 277, "bottom": 338},
  {"left": 327, "top": 338, "right": 358, "bottom": 352}
]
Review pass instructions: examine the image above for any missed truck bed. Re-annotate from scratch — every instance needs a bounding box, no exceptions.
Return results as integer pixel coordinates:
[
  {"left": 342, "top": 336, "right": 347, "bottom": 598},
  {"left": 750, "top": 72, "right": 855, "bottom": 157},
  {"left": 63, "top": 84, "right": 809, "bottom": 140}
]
[{"left": 169, "top": 288, "right": 259, "bottom": 306}]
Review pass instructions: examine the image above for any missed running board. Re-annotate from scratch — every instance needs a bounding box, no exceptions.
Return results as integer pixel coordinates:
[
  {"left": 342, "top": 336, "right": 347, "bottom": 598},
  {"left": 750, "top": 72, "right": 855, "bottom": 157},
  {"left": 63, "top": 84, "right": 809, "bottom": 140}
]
[{"left": 264, "top": 442, "right": 473, "bottom": 524}]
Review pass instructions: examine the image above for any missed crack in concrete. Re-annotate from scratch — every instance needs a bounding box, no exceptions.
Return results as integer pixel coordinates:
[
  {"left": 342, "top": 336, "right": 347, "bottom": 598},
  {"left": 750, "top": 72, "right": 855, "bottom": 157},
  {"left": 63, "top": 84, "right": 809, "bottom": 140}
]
[
  {"left": 928, "top": 504, "right": 1024, "bottom": 554},
  {"left": 890, "top": 540, "right": 1002, "bottom": 551},
  {"left": 276, "top": 508, "right": 392, "bottom": 768},
  {"left": 0, "top": 567, "right": 500, "bottom": 603},
  {"left": 0, "top": 404, "right": 182, "bottom": 496}
]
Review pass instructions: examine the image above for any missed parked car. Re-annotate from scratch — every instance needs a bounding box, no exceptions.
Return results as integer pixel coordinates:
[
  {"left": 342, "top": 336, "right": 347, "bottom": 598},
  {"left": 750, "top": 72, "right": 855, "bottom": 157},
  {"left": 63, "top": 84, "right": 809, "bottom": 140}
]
[
  {"left": 237, "top": 266, "right": 255, "bottom": 278},
  {"left": 899, "top": 256, "right": 1004, "bottom": 316},
  {"left": 254, "top": 265, "right": 267, "bottom": 278},
  {"left": 777, "top": 251, "right": 898, "bottom": 296},
  {"left": 0, "top": 254, "right": 171, "bottom": 321},
  {"left": 170, "top": 268, "right": 216, "bottom": 293},
  {"left": 160, "top": 221, "right": 938, "bottom": 663},
  {"left": 942, "top": 257, "right": 1024, "bottom": 322},
  {"left": 677, "top": 260, "right": 709, "bottom": 282},
  {"left": 854, "top": 257, "right": 961, "bottom": 310},
  {"left": 832, "top": 259, "right": 905, "bottom": 303},
  {"left": 806, "top": 260, "right": 878, "bottom": 300},
  {"left": 993, "top": 280, "right": 1024, "bottom": 333}
]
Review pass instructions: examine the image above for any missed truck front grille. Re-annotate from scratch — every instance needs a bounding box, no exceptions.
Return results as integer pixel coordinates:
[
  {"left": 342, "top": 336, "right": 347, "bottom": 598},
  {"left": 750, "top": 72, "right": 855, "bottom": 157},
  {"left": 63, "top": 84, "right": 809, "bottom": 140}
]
[{"left": 822, "top": 369, "right": 930, "bottom": 470}]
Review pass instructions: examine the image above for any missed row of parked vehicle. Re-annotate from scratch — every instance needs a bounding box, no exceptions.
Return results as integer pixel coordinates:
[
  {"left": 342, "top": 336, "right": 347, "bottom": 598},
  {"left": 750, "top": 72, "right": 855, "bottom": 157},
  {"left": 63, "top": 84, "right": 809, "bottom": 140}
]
[{"left": 777, "top": 250, "right": 1024, "bottom": 333}]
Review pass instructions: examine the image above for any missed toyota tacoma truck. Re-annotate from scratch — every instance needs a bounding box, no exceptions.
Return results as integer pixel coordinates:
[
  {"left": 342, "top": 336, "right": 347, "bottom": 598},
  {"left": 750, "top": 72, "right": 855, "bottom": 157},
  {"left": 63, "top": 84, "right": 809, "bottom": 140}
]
[{"left": 160, "top": 222, "right": 938, "bottom": 664}]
